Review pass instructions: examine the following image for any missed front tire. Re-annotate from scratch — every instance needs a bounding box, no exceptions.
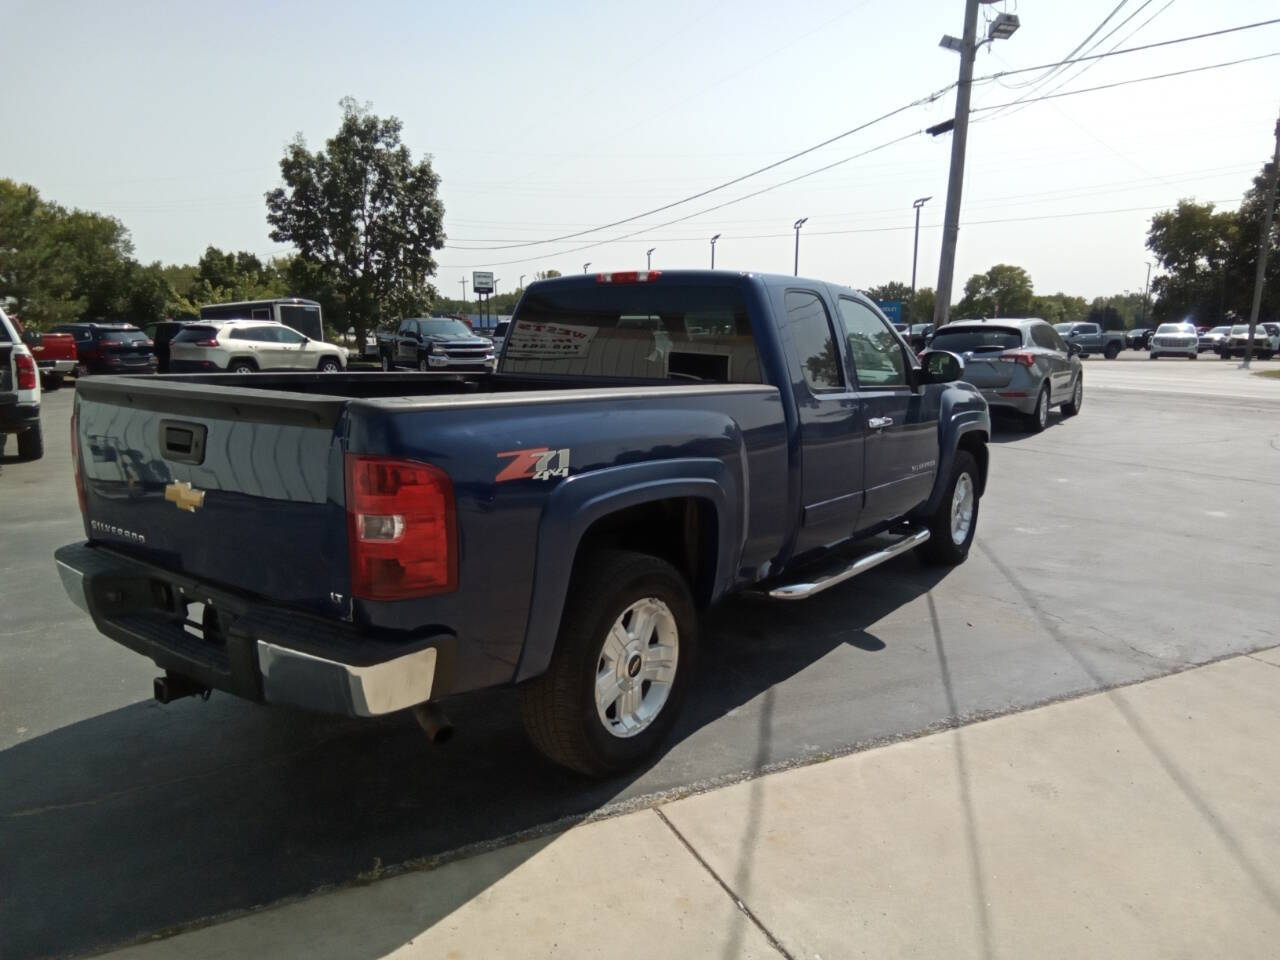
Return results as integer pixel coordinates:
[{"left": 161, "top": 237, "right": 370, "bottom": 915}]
[
  {"left": 318, "top": 357, "right": 342, "bottom": 372},
  {"left": 1188, "top": 352, "right": 1197, "bottom": 360},
  {"left": 917, "top": 449, "right": 980, "bottom": 566},
  {"left": 520, "top": 550, "right": 696, "bottom": 777},
  {"left": 17, "top": 422, "right": 44, "bottom": 462},
  {"left": 1024, "top": 382, "right": 1050, "bottom": 433},
  {"left": 380, "top": 354, "right": 392, "bottom": 371},
  {"left": 417, "top": 357, "right": 429, "bottom": 372}
]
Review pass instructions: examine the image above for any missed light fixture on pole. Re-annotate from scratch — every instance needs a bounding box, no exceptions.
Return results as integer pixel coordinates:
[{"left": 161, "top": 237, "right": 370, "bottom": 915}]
[
  {"left": 710, "top": 234, "right": 721, "bottom": 269},
  {"left": 932, "top": 0, "right": 1017, "bottom": 329},
  {"left": 911, "top": 197, "right": 931, "bottom": 294},
  {"left": 583, "top": 262, "right": 591, "bottom": 274},
  {"left": 647, "top": 248, "right": 656, "bottom": 270},
  {"left": 793, "top": 218, "right": 808, "bottom": 276}
]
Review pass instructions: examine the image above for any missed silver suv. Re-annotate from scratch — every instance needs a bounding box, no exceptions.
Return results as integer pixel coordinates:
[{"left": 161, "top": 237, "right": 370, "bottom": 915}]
[{"left": 928, "top": 318, "right": 1082, "bottom": 432}]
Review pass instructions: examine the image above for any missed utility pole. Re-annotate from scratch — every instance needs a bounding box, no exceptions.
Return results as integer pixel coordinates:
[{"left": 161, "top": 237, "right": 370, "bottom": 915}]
[
  {"left": 933, "top": 0, "right": 1014, "bottom": 328},
  {"left": 793, "top": 218, "right": 807, "bottom": 276},
  {"left": 1242, "top": 111, "right": 1280, "bottom": 370},
  {"left": 911, "top": 196, "right": 931, "bottom": 294},
  {"left": 710, "top": 234, "right": 721, "bottom": 269},
  {"left": 1141, "top": 262, "right": 1152, "bottom": 327},
  {"left": 458, "top": 277, "right": 467, "bottom": 305}
]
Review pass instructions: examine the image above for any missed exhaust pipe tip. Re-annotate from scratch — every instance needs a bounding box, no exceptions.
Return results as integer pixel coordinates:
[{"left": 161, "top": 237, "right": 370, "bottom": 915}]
[
  {"left": 412, "top": 702, "right": 454, "bottom": 744},
  {"left": 154, "top": 673, "right": 210, "bottom": 704}
]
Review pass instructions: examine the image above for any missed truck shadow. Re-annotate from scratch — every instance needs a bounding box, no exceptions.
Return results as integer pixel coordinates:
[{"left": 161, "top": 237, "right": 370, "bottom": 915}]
[{"left": 0, "top": 558, "right": 950, "bottom": 960}]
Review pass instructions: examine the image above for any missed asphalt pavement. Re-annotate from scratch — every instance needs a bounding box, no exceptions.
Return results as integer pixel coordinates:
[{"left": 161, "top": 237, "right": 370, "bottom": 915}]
[{"left": 2, "top": 360, "right": 1278, "bottom": 959}]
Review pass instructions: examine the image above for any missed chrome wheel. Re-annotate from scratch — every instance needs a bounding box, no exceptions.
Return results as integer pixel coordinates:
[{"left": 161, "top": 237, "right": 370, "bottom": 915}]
[
  {"left": 418, "top": 358, "right": 429, "bottom": 372},
  {"left": 380, "top": 354, "right": 391, "bottom": 371},
  {"left": 1072, "top": 377, "right": 1082, "bottom": 409},
  {"left": 950, "top": 471, "right": 975, "bottom": 546},
  {"left": 595, "top": 597, "right": 679, "bottom": 739},
  {"left": 1036, "top": 387, "right": 1048, "bottom": 428}
]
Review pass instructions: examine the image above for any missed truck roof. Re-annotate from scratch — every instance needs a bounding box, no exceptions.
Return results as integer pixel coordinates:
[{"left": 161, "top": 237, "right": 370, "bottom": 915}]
[{"left": 524, "top": 269, "right": 872, "bottom": 300}]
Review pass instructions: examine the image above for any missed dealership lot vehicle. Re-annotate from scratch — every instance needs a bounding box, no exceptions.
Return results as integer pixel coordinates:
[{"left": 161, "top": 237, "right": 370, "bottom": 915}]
[
  {"left": 1198, "top": 324, "right": 1231, "bottom": 353},
  {"left": 1149, "top": 322, "right": 1200, "bottom": 359},
  {"left": 55, "top": 271, "right": 989, "bottom": 777},
  {"left": 199, "top": 297, "right": 325, "bottom": 342},
  {"left": 1054, "top": 321, "right": 1125, "bottom": 359},
  {"left": 48, "top": 322, "right": 157, "bottom": 376},
  {"left": 377, "top": 316, "right": 495, "bottom": 371},
  {"left": 141, "top": 320, "right": 193, "bottom": 373},
  {"left": 928, "top": 317, "right": 1081, "bottom": 432},
  {"left": 1219, "top": 323, "right": 1274, "bottom": 359},
  {"left": 0, "top": 306, "right": 43, "bottom": 460},
  {"left": 1126, "top": 327, "right": 1153, "bottom": 350},
  {"left": 168, "top": 320, "right": 348, "bottom": 373},
  {"left": 907, "top": 322, "right": 934, "bottom": 352},
  {"left": 490, "top": 319, "right": 511, "bottom": 362}
]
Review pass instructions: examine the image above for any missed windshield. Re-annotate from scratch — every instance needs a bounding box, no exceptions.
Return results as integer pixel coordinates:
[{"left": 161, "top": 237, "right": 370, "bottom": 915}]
[
  {"left": 503, "top": 282, "right": 759, "bottom": 383},
  {"left": 1208, "top": 326, "right": 1231, "bottom": 335},
  {"left": 1229, "top": 325, "right": 1254, "bottom": 335},
  {"left": 419, "top": 319, "right": 474, "bottom": 338},
  {"left": 1156, "top": 324, "right": 1194, "bottom": 334},
  {"left": 928, "top": 327, "right": 1022, "bottom": 353},
  {"left": 1053, "top": 323, "right": 1071, "bottom": 334}
]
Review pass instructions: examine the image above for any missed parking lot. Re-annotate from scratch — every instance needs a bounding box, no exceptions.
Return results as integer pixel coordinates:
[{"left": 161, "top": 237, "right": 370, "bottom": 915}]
[{"left": 3, "top": 361, "right": 1278, "bottom": 959}]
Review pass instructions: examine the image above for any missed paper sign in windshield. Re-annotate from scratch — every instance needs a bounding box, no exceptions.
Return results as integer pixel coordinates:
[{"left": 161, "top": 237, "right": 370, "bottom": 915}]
[{"left": 505, "top": 322, "right": 597, "bottom": 359}]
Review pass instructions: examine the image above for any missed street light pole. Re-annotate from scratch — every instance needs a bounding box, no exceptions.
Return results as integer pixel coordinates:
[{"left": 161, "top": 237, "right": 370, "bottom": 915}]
[
  {"left": 932, "top": 0, "right": 1013, "bottom": 329},
  {"left": 647, "top": 248, "right": 655, "bottom": 270},
  {"left": 583, "top": 262, "right": 591, "bottom": 274},
  {"left": 1241, "top": 112, "right": 1280, "bottom": 370},
  {"left": 459, "top": 277, "right": 467, "bottom": 304},
  {"left": 793, "top": 218, "right": 807, "bottom": 276},
  {"left": 519, "top": 274, "right": 526, "bottom": 290},
  {"left": 911, "top": 196, "right": 931, "bottom": 293},
  {"left": 710, "top": 234, "right": 721, "bottom": 269}
]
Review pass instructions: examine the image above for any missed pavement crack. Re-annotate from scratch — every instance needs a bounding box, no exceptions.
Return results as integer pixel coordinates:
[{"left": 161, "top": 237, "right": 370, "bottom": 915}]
[
  {"left": 1245, "top": 653, "right": 1280, "bottom": 671},
  {"left": 652, "top": 807, "right": 796, "bottom": 960}
]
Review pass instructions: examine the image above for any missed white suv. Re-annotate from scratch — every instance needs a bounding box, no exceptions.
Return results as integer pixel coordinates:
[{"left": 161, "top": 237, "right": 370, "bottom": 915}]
[
  {"left": 1149, "top": 322, "right": 1199, "bottom": 360},
  {"left": 0, "top": 306, "right": 43, "bottom": 461},
  {"left": 169, "top": 320, "right": 348, "bottom": 373}
]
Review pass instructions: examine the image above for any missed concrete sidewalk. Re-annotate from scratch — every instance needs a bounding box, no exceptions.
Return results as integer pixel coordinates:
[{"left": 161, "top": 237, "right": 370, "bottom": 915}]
[{"left": 102, "top": 649, "right": 1280, "bottom": 960}]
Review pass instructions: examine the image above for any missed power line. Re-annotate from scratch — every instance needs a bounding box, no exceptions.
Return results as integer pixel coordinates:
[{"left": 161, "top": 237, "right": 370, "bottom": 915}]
[
  {"left": 451, "top": 90, "right": 952, "bottom": 251},
  {"left": 978, "top": 15, "right": 1277, "bottom": 84},
  {"left": 989, "top": 0, "right": 1132, "bottom": 91},
  {"left": 972, "top": 52, "right": 1280, "bottom": 116}
]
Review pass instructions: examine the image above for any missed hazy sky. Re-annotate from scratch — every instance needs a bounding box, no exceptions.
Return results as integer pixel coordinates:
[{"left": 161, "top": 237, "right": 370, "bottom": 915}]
[{"left": 4, "top": 0, "right": 1277, "bottom": 300}]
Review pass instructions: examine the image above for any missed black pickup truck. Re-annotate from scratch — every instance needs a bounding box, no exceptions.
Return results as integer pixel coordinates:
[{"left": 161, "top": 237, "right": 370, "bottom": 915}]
[
  {"left": 377, "top": 316, "right": 495, "bottom": 372},
  {"left": 56, "top": 271, "right": 990, "bottom": 775}
]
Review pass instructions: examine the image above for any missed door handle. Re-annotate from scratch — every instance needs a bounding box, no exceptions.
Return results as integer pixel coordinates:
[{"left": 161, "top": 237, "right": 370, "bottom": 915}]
[{"left": 868, "top": 416, "right": 894, "bottom": 430}]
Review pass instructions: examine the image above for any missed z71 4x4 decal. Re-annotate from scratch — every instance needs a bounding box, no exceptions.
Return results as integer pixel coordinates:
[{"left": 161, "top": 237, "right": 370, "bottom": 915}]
[{"left": 496, "top": 447, "right": 571, "bottom": 482}]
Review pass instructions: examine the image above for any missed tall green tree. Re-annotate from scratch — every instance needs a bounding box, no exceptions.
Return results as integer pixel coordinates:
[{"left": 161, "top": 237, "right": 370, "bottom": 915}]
[
  {"left": 954, "top": 264, "right": 1034, "bottom": 319},
  {"left": 265, "top": 98, "right": 446, "bottom": 344},
  {"left": 865, "top": 281, "right": 912, "bottom": 303},
  {"left": 1031, "top": 292, "right": 1088, "bottom": 326}
]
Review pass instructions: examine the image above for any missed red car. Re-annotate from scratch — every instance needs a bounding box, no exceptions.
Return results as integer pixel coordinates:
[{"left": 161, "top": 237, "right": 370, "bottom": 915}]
[{"left": 10, "top": 316, "right": 78, "bottom": 390}]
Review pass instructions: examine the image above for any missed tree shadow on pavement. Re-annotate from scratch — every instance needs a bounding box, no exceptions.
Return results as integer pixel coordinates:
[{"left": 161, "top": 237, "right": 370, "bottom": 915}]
[{"left": 0, "top": 557, "right": 951, "bottom": 960}]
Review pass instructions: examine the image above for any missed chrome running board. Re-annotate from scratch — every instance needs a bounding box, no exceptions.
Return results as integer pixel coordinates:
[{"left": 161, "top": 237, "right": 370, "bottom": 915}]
[{"left": 766, "top": 528, "right": 931, "bottom": 600}]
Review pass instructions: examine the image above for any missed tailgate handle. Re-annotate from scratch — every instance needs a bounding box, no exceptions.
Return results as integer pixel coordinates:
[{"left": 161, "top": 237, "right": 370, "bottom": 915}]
[
  {"left": 868, "top": 416, "right": 894, "bottom": 430},
  {"left": 159, "top": 420, "right": 207, "bottom": 465}
]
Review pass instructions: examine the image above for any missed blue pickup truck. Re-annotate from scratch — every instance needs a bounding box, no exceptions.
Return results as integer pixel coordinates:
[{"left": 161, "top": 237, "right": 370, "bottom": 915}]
[{"left": 55, "top": 271, "right": 990, "bottom": 775}]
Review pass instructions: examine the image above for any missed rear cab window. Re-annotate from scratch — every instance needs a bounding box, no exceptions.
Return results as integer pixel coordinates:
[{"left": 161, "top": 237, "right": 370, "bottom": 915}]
[
  {"left": 502, "top": 282, "right": 761, "bottom": 383},
  {"left": 929, "top": 326, "right": 1023, "bottom": 353},
  {"left": 172, "top": 326, "right": 219, "bottom": 344}
]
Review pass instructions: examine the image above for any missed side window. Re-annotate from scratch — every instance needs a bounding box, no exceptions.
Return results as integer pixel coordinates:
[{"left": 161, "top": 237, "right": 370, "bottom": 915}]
[
  {"left": 275, "top": 326, "right": 305, "bottom": 344},
  {"left": 1030, "top": 324, "right": 1055, "bottom": 350},
  {"left": 229, "top": 328, "right": 250, "bottom": 340},
  {"left": 250, "top": 308, "right": 272, "bottom": 320},
  {"left": 836, "top": 298, "right": 908, "bottom": 388},
  {"left": 783, "top": 291, "right": 844, "bottom": 392}
]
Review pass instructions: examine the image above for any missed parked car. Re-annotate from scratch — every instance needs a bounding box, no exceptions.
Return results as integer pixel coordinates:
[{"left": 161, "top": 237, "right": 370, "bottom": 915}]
[
  {"left": 11, "top": 316, "right": 77, "bottom": 389},
  {"left": 378, "top": 316, "right": 495, "bottom": 371},
  {"left": 1148, "top": 322, "right": 1199, "bottom": 359},
  {"left": 907, "top": 323, "right": 934, "bottom": 352},
  {"left": 1198, "top": 325, "right": 1232, "bottom": 354},
  {"left": 56, "top": 270, "right": 990, "bottom": 776},
  {"left": 1053, "top": 322, "right": 1125, "bottom": 359},
  {"left": 0, "top": 306, "right": 43, "bottom": 461},
  {"left": 1126, "top": 328, "right": 1153, "bottom": 350},
  {"left": 141, "top": 321, "right": 194, "bottom": 373},
  {"left": 168, "top": 320, "right": 348, "bottom": 373},
  {"left": 199, "top": 298, "right": 324, "bottom": 342},
  {"left": 926, "top": 318, "right": 1082, "bottom": 432},
  {"left": 1218, "top": 324, "right": 1274, "bottom": 360},
  {"left": 48, "top": 322, "right": 157, "bottom": 376}
]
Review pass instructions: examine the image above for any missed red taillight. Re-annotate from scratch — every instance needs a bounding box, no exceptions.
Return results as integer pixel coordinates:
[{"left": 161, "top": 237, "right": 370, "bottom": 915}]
[
  {"left": 597, "top": 271, "right": 661, "bottom": 284},
  {"left": 16, "top": 353, "right": 37, "bottom": 390},
  {"left": 71, "top": 407, "right": 87, "bottom": 517},
  {"left": 345, "top": 455, "right": 456, "bottom": 600},
  {"left": 194, "top": 338, "right": 219, "bottom": 347},
  {"left": 1000, "top": 351, "right": 1037, "bottom": 367}
]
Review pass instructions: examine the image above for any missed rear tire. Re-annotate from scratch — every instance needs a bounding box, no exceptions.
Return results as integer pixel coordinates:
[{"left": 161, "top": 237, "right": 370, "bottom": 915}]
[
  {"left": 17, "top": 422, "right": 44, "bottom": 462},
  {"left": 380, "top": 354, "right": 392, "bottom": 371},
  {"left": 228, "top": 359, "right": 256, "bottom": 374},
  {"left": 519, "top": 550, "right": 696, "bottom": 777},
  {"left": 1149, "top": 353, "right": 1158, "bottom": 360},
  {"left": 1104, "top": 343, "right": 1120, "bottom": 360},
  {"left": 1060, "top": 374, "right": 1082, "bottom": 417},
  {"left": 1189, "top": 352, "right": 1197, "bottom": 360},
  {"left": 41, "top": 372, "right": 64, "bottom": 391},
  {"left": 1024, "top": 382, "right": 1050, "bottom": 433},
  {"left": 417, "top": 357, "right": 429, "bottom": 372},
  {"left": 918, "top": 449, "right": 980, "bottom": 566}
]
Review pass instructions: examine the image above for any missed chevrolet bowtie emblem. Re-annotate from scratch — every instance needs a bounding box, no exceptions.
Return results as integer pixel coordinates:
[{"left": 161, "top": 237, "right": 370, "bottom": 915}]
[{"left": 164, "top": 480, "right": 206, "bottom": 513}]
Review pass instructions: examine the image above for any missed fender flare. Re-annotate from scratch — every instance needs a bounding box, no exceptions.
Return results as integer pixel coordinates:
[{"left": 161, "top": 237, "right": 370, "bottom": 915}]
[
  {"left": 919, "top": 395, "right": 990, "bottom": 519},
  {"left": 513, "top": 457, "right": 742, "bottom": 683}
]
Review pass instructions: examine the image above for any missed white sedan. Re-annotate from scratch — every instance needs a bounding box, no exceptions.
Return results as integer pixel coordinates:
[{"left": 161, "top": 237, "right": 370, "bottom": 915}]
[{"left": 1149, "top": 323, "right": 1198, "bottom": 360}]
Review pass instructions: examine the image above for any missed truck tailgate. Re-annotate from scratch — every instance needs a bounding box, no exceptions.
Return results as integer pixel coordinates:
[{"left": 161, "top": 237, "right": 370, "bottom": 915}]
[{"left": 74, "top": 378, "right": 350, "bottom": 614}]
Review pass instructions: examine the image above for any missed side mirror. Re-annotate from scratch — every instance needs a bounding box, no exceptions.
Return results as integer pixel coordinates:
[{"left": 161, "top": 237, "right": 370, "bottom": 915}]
[
  {"left": 920, "top": 350, "right": 964, "bottom": 384},
  {"left": 1067, "top": 343, "right": 1080, "bottom": 357}
]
